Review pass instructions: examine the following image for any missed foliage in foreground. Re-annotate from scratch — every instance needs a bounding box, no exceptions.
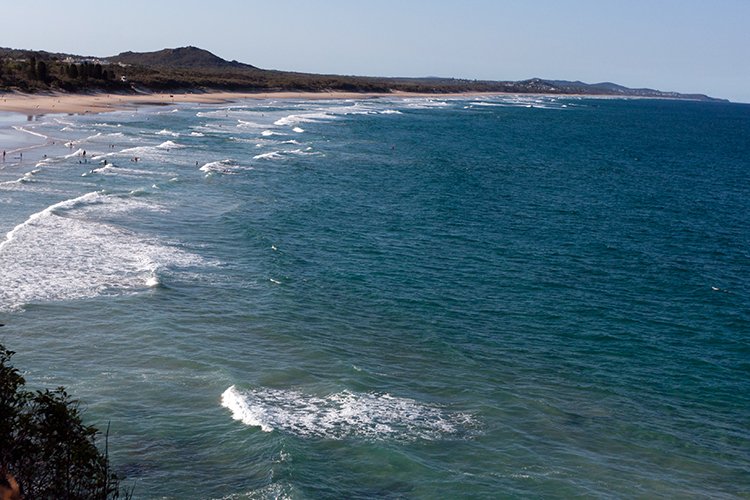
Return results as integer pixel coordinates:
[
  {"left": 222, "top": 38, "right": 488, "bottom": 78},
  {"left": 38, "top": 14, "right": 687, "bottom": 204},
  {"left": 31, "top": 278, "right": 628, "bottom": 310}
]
[{"left": 0, "top": 343, "right": 123, "bottom": 499}]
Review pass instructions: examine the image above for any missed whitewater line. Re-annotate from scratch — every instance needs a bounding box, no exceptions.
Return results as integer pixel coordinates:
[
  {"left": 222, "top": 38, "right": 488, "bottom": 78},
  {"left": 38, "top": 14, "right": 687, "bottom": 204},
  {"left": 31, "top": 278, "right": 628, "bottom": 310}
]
[{"left": 0, "top": 191, "right": 103, "bottom": 253}]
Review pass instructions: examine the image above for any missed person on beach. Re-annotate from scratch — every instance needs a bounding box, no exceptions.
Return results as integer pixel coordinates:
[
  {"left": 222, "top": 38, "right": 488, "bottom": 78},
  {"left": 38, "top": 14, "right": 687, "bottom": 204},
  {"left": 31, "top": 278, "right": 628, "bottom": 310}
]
[{"left": 2, "top": 150, "right": 5, "bottom": 161}]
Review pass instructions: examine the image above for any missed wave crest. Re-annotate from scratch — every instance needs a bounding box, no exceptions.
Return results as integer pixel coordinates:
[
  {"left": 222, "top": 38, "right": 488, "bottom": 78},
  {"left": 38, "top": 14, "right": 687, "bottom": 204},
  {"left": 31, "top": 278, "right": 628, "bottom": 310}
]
[
  {"left": 0, "top": 192, "right": 204, "bottom": 311},
  {"left": 221, "top": 385, "right": 476, "bottom": 441}
]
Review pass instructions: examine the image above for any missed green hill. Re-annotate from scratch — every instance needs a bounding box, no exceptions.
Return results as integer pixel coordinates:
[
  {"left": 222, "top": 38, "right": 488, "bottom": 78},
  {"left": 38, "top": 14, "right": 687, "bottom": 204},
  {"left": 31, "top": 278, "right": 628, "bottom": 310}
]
[
  {"left": 0, "top": 45, "right": 727, "bottom": 101},
  {"left": 108, "top": 46, "right": 257, "bottom": 70}
]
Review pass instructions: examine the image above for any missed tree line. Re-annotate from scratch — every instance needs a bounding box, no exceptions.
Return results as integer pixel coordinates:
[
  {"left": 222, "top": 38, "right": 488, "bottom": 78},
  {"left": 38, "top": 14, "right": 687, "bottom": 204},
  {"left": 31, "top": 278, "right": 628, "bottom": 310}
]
[{"left": 0, "top": 56, "right": 124, "bottom": 92}]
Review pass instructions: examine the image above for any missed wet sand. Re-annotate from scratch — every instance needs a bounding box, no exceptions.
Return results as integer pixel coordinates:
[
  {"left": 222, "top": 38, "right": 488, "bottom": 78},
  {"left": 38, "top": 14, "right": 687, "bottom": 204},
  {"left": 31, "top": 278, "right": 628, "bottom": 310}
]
[{"left": 0, "top": 90, "right": 496, "bottom": 116}]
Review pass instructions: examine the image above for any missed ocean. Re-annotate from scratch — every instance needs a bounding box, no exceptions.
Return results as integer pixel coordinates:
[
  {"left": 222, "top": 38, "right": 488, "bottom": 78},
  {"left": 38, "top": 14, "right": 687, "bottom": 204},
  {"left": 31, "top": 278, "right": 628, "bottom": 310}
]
[{"left": 1, "top": 95, "right": 748, "bottom": 498}]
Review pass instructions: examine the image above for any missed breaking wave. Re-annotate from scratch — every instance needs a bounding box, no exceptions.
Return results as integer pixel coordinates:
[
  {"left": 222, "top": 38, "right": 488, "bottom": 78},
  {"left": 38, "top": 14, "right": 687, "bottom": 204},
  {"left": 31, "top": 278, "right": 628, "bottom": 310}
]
[
  {"left": 274, "top": 112, "right": 336, "bottom": 127},
  {"left": 199, "top": 159, "right": 251, "bottom": 176},
  {"left": 221, "top": 385, "right": 476, "bottom": 441},
  {"left": 155, "top": 129, "right": 180, "bottom": 137},
  {"left": 0, "top": 191, "right": 205, "bottom": 311}
]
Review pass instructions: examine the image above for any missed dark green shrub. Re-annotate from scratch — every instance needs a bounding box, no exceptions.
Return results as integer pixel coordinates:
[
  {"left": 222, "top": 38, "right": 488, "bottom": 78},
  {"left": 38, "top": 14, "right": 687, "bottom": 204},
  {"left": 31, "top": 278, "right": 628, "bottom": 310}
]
[{"left": 0, "top": 344, "right": 123, "bottom": 499}]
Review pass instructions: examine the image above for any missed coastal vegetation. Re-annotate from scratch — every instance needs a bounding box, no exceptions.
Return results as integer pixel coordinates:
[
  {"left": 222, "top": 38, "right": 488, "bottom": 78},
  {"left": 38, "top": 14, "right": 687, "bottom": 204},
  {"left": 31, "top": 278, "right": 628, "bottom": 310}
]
[
  {"left": 0, "top": 343, "right": 125, "bottom": 499},
  {"left": 0, "top": 46, "right": 725, "bottom": 101}
]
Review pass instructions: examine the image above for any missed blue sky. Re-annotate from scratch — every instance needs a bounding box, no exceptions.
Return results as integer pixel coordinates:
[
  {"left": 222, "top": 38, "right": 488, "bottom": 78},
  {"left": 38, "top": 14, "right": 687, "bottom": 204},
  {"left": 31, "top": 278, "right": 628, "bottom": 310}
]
[{"left": 3, "top": 0, "right": 749, "bottom": 102}]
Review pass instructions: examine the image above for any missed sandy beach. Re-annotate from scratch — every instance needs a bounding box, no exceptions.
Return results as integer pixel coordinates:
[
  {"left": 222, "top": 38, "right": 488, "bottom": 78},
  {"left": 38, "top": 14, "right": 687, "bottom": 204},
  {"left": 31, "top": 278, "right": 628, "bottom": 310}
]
[
  {"left": 0, "top": 90, "right": 494, "bottom": 117},
  {"left": 0, "top": 90, "right": 420, "bottom": 156},
  {"left": 0, "top": 89, "right": 500, "bottom": 161}
]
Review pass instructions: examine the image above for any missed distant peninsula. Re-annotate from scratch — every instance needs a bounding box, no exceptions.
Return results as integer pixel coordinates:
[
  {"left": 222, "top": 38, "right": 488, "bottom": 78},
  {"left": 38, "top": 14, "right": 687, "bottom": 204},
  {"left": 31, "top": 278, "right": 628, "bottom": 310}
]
[{"left": 0, "top": 46, "right": 727, "bottom": 102}]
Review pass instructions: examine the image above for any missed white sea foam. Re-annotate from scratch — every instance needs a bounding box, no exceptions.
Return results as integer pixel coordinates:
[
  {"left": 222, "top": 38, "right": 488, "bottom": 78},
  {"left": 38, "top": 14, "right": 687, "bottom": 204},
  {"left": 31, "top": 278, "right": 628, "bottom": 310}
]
[
  {"left": 199, "top": 159, "right": 251, "bottom": 175},
  {"left": 323, "top": 104, "right": 370, "bottom": 116},
  {"left": 156, "top": 129, "right": 180, "bottom": 137},
  {"left": 35, "top": 156, "right": 56, "bottom": 166},
  {"left": 145, "top": 275, "right": 161, "bottom": 287},
  {"left": 0, "top": 171, "right": 38, "bottom": 189},
  {"left": 252, "top": 148, "right": 319, "bottom": 161},
  {"left": 469, "top": 96, "right": 567, "bottom": 110},
  {"left": 236, "top": 119, "right": 265, "bottom": 129},
  {"left": 90, "top": 152, "right": 118, "bottom": 161},
  {"left": 54, "top": 117, "right": 76, "bottom": 127},
  {"left": 195, "top": 108, "right": 234, "bottom": 118},
  {"left": 221, "top": 385, "right": 475, "bottom": 441},
  {"left": 404, "top": 99, "right": 450, "bottom": 109},
  {"left": 290, "top": 147, "right": 320, "bottom": 156},
  {"left": 274, "top": 112, "right": 335, "bottom": 127},
  {"left": 157, "top": 140, "right": 183, "bottom": 149},
  {"left": 326, "top": 104, "right": 403, "bottom": 116},
  {"left": 253, "top": 151, "right": 284, "bottom": 160},
  {"left": 65, "top": 148, "right": 87, "bottom": 158},
  {"left": 0, "top": 191, "right": 102, "bottom": 252},
  {"left": 84, "top": 165, "right": 164, "bottom": 177},
  {"left": 12, "top": 126, "right": 48, "bottom": 140},
  {"left": 189, "top": 131, "right": 205, "bottom": 137},
  {"left": 261, "top": 130, "right": 283, "bottom": 137},
  {"left": 470, "top": 101, "right": 506, "bottom": 107},
  {"left": 192, "top": 124, "right": 235, "bottom": 136},
  {"left": 14, "top": 169, "right": 40, "bottom": 182},
  {"left": 292, "top": 127, "right": 304, "bottom": 133},
  {"left": 118, "top": 140, "right": 184, "bottom": 160},
  {"left": 0, "top": 192, "right": 205, "bottom": 312},
  {"left": 82, "top": 132, "right": 103, "bottom": 142},
  {"left": 120, "top": 145, "right": 155, "bottom": 156}
]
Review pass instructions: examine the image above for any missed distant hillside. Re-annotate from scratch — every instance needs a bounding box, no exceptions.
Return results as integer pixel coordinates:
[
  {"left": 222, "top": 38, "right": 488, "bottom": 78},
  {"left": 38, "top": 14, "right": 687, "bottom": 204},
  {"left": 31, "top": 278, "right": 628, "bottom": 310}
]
[
  {"left": 0, "top": 45, "right": 728, "bottom": 102},
  {"left": 545, "top": 79, "right": 722, "bottom": 101},
  {"left": 108, "top": 46, "right": 257, "bottom": 70}
]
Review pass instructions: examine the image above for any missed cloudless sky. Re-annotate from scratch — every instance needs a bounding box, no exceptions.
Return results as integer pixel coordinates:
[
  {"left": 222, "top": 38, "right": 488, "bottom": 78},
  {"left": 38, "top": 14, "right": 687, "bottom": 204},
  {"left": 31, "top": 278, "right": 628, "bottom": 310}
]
[{"left": 3, "top": 0, "right": 749, "bottom": 102}]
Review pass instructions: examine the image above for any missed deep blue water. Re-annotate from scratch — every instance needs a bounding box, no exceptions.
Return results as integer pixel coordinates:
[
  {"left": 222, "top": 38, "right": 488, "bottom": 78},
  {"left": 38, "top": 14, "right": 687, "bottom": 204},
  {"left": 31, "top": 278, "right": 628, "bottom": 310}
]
[{"left": 1, "top": 95, "right": 749, "bottom": 498}]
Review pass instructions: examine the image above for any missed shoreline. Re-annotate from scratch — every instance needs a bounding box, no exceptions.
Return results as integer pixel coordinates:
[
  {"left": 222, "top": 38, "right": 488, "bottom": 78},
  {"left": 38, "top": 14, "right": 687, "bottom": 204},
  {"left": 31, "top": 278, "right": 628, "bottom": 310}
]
[
  {"left": 0, "top": 89, "right": 717, "bottom": 165},
  {"left": 0, "top": 89, "right": 648, "bottom": 118},
  {"left": 0, "top": 90, "right": 503, "bottom": 117},
  {"left": 0, "top": 88, "right": 718, "bottom": 118},
  {"left": 0, "top": 91, "right": 406, "bottom": 163},
  {"left": 0, "top": 89, "right": 504, "bottom": 166}
]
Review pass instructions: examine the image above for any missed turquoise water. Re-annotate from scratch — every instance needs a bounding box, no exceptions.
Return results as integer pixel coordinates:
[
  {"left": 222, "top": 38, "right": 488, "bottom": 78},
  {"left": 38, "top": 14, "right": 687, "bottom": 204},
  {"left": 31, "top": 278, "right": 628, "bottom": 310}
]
[{"left": 1, "top": 95, "right": 748, "bottom": 498}]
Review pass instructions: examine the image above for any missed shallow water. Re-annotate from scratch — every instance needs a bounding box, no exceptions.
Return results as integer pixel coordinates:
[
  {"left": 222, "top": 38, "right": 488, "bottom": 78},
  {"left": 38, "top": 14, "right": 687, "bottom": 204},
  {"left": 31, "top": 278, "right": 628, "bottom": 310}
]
[{"left": 1, "top": 96, "right": 748, "bottom": 498}]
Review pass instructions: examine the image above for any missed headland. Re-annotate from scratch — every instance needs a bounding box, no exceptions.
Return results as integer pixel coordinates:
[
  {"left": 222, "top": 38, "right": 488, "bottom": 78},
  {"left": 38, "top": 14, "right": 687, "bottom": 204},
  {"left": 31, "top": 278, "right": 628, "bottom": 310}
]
[{"left": 0, "top": 45, "right": 728, "bottom": 117}]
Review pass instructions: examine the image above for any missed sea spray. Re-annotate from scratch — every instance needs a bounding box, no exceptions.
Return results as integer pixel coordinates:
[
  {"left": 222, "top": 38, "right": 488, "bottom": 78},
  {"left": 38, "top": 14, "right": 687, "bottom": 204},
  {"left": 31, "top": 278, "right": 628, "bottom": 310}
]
[{"left": 221, "top": 385, "right": 475, "bottom": 440}]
